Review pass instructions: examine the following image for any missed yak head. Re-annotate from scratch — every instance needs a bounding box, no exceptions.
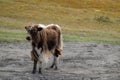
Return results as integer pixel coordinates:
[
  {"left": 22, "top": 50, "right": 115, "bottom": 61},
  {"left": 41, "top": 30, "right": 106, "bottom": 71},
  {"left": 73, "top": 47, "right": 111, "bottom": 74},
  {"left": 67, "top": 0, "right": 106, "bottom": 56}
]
[{"left": 25, "top": 24, "right": 43, "bottom": 41}]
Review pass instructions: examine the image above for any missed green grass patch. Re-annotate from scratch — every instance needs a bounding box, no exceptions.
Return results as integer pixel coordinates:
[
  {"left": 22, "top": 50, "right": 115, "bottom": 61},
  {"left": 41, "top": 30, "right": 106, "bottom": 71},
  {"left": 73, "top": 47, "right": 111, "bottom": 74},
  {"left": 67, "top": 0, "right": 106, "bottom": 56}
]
[
  {"left": 0, "top": 28, "right": 119, "bottom": 44},
  {"left": 0, "top": 29, "right": 26, "bottom": 42},
  {"left": 63, "top": 34, "right": 120, "bottom": 44}
]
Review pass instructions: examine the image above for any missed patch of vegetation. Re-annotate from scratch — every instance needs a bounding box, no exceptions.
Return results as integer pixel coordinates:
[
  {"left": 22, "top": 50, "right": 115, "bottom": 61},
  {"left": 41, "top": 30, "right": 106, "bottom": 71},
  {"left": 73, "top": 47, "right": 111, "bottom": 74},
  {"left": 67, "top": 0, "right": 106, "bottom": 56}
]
[
  {"left": 95, "top": 16, "right": 112, "bottom": 23},
  {"left": 63, "top": 34, "right": 120, "bottom": 44},
  {"left": 0, "top": 29, "right": 26, "bottom": 42}
]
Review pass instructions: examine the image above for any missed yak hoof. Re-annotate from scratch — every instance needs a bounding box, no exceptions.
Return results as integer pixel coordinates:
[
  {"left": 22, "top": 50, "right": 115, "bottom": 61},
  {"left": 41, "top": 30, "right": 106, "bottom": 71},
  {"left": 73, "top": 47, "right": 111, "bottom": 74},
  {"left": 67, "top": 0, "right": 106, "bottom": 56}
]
[
  {"left": 39, "top": 68, "right": 42, "bottom": 74},
  {"left": 32, "top": 70, "right": 36, "bottom": 74},
  {"left": 50, "top": 65, "right": 54, "bottom": 69},
  {"left": 54, "top": 66, "right": 58, "bottom": 70}
]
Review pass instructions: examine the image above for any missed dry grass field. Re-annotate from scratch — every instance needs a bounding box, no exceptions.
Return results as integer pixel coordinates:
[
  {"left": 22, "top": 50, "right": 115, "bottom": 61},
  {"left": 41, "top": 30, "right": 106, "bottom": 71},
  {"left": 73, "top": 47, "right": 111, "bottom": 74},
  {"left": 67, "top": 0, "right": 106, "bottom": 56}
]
[{"left": 0, "top": 0, "right": 120, "bottom": 43}]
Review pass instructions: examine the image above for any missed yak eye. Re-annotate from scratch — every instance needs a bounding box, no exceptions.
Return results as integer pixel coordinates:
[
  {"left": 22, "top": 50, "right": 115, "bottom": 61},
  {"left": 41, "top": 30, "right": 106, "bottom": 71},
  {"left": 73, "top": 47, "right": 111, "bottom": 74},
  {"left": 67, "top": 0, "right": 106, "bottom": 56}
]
[{"left": 30, "top": 30, "right": 37, "bottom": 34}]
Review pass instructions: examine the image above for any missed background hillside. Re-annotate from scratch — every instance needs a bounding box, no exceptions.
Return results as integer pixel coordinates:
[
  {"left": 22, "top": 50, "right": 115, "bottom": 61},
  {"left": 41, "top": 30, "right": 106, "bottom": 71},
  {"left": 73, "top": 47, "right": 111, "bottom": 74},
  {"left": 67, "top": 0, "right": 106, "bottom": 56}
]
[{"left": 0, "top": 0, "right": 120, "bottom": 43}]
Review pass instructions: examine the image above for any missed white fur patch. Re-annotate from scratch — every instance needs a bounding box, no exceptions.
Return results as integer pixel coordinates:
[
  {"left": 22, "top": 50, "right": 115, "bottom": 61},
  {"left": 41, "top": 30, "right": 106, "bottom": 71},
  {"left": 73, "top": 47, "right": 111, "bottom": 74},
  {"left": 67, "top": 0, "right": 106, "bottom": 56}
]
[
  {"left": 37, "top": 24, "right": 61, "bottom": 30},
  {"left": 38, "top": 24, "right": 46, "bottom": 29},
  {"left": 46, "top": 24, "right": 54, "bottom": 27},
  {"left": 35, "top": 47, "right": 43, "bottom": 63},
  {"left": 47, "top": 24, "right": 61, "bottom": 30},
  {"left": 54, "top": 24, "right": 61, "bottom": 29},
  {"left": 35, "top": 47, "right": 48, "bottom": 64},
  {"left": 27, "top": 26, "right": 32, "bottom": 30}
]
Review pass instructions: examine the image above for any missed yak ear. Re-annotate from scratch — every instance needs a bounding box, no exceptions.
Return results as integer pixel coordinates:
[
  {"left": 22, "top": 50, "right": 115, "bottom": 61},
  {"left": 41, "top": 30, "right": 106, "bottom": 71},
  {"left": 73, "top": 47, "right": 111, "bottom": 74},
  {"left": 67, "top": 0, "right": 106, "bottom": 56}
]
[
  {"left": 37, "top": 27, "right": 43, "bottom": 31},
  {"left": 25, "top": 26, "right": 27, "bottom": 30}
]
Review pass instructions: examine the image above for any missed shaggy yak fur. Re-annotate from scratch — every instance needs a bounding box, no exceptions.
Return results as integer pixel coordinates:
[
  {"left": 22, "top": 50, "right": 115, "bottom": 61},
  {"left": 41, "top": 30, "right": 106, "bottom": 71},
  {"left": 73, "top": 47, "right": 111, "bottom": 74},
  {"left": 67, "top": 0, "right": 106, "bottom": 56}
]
[{"left": 25, "top": 24, "right": 63, "bottom": 74}]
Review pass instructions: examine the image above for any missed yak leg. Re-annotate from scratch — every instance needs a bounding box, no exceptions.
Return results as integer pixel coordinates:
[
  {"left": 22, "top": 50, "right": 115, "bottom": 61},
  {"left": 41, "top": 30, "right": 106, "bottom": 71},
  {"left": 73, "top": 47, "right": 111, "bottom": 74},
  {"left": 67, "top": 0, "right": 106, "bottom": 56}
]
[
  {"left": 38, "top": 53, "right": 44, "bottom": 74},
  {"left": 35, "top": 47, "right": 43, "bottom": 74},
  {"left": 38, "top": 63, "right": 42, "bottom": 74},
  {"left": 50, "top": 56, "right": 55, "bottom": 68},
  {"left": 50, "top": 56, "right": 59, "bottom": 70},
  {"left": 32, "top": 60, "right": 37, "bottom": 74},
  {"left": 54, "top": 56, "right": 58, "bottom": 70},
  {"left": 50, "top": 49, "right": 60, "bottom": 70}
]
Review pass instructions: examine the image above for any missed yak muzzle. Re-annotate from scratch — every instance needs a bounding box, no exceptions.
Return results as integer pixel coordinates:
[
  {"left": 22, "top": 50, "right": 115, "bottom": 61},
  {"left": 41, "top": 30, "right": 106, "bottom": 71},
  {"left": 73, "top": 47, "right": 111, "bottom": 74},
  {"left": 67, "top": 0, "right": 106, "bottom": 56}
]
[{"left": 26, "top": 36, "right": 31, "bottom": 41}]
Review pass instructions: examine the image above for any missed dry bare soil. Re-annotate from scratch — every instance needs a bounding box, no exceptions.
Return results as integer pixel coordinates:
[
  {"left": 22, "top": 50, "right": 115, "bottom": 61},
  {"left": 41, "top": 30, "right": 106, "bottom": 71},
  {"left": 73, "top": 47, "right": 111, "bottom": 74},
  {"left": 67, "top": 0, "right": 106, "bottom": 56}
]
[{"left": 0, "top": 42, "right": 120, "bottom": 80}]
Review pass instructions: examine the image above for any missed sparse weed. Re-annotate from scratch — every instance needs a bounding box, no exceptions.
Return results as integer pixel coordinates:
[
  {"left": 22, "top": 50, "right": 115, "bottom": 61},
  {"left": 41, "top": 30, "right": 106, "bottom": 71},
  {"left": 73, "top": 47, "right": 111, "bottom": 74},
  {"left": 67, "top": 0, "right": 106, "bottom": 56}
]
[{"left": 94, "top": 16, "right": 112, "bottom": 23}]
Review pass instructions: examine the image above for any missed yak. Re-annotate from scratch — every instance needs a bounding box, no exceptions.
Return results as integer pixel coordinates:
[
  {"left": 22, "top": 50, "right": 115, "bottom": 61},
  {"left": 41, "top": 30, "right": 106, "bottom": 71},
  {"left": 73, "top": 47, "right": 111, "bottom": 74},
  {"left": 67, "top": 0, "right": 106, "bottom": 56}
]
[{"left": 25, "top": 24, "right": 63, "bottom": 74}]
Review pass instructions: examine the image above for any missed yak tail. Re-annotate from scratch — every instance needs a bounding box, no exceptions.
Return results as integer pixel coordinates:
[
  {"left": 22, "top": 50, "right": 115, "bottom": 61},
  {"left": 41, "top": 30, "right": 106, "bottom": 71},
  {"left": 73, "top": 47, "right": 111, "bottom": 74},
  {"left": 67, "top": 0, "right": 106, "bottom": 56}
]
[
  {"left": 57, "top": 25, "right": 63, "bottom": 55},
  {"left": 59, "top": 32, "right": 63, "bottom": 50}
]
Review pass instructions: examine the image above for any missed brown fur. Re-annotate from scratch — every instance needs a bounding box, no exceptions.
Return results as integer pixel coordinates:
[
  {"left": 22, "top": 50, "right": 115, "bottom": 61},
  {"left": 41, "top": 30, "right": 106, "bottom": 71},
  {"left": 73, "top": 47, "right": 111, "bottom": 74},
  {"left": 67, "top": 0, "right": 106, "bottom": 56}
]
[{"left": 31, "top": 24, "right": 62, "bottom": 56}]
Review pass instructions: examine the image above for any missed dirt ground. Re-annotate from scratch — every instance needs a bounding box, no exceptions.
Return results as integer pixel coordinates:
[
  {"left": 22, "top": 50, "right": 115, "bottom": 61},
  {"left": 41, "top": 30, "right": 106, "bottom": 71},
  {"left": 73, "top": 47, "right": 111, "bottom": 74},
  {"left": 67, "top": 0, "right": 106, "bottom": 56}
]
[{"left": 0, "top": 41, "right": 120, "bottom": 80}]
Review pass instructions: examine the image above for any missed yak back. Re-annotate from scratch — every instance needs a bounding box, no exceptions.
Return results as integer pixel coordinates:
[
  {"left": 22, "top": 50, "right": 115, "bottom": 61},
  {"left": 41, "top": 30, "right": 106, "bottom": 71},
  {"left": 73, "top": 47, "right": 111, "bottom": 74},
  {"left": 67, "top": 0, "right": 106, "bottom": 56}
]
[{"left": 37, "top": 27, "right": 59, "bottom": 52}]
